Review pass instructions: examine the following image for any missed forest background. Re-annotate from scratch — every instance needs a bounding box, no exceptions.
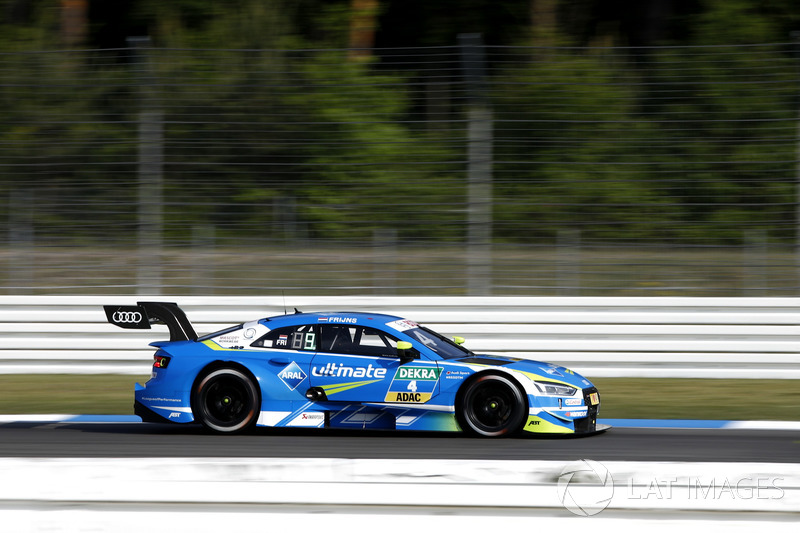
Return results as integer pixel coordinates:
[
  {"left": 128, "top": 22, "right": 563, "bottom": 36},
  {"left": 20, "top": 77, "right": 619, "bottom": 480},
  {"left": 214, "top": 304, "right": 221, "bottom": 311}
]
[{"left": 1, "top": 0, "right": 800, "bottom": 295}]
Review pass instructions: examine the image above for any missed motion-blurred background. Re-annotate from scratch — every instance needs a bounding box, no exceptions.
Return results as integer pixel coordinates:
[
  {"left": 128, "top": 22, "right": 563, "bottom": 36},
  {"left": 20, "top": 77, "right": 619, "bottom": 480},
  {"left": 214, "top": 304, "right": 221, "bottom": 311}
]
[{"left": 2, "top": 0, "right": 800, "bottom": 296}]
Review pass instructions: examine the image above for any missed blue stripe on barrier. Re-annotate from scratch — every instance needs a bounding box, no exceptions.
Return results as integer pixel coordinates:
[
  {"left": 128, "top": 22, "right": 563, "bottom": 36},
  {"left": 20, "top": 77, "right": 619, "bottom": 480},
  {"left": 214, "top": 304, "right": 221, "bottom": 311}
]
[
  {"left": 1, "top": 415, "right": 798, "bottom": 430},
  {"left": 598, "top": 418, "right": 730, "bottom": 429},
  {"left": 66, "top": 415, "right": 142, "bottom": 423}
]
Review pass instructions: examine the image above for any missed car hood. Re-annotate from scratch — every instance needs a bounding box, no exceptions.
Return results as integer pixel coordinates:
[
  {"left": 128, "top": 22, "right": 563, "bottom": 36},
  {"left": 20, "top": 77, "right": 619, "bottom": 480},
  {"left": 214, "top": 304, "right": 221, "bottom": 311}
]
[{"left": 451, "top": 353, "right": 594, "bottom": 389}]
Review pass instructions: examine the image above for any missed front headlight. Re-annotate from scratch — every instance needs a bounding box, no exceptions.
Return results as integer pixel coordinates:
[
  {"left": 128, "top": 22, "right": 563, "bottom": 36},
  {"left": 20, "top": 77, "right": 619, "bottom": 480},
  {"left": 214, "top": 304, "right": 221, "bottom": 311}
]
[{"left": 534, "top": 380, "right": 578, "bottom": 396}]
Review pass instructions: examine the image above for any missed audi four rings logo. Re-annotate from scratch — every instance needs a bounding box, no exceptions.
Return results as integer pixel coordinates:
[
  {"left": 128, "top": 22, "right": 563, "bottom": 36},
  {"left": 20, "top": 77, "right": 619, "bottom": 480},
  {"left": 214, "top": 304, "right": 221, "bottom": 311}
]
[{"left": 113, "top": 311, "right": 143, "bottom": 324}]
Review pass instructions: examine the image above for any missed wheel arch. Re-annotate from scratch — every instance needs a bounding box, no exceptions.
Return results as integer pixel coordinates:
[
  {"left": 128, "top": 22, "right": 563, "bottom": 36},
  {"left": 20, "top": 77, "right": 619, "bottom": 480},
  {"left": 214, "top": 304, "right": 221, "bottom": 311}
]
[
  {"left": 192, "top": 359, "right": 258, "bottom": 384},
  {"left": 190, "top": 360, "right": 262, "bottom": 415}
]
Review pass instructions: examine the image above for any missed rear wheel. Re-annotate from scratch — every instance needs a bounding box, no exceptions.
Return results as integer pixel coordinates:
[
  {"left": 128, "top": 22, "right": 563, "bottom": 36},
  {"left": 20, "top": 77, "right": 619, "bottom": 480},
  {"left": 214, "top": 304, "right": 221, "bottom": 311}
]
[
  {"left": 192, "top": 368, "right": 260, "bottom": 434},
  {"left": 458, "top": 374, "right": 526, "bottom": 437}
]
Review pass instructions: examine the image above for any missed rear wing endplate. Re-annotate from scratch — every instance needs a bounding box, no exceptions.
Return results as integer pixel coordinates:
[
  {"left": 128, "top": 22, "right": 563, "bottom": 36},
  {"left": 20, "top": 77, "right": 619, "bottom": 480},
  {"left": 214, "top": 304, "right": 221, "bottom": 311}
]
[{"left": 103, "top": 301, "right": 198, "bottom": 342}]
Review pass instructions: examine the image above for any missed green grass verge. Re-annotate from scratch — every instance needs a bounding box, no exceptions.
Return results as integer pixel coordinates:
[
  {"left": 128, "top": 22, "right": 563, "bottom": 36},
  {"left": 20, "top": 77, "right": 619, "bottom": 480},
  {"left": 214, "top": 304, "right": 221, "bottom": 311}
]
[
  {"left": 0, "top": 375, "right": 149, "bottom": 415},
  {"left": 0, "top": 375, "right": 797, "bottom": 420},
  {"left": 590, "top": 378, "right": 800, "bottom": 421}
]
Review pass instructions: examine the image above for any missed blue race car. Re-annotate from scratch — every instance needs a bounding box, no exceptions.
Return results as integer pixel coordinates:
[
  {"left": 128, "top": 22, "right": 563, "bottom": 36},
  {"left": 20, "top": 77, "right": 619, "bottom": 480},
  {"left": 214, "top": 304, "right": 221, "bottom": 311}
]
[{"left": 105, "top": 302, "right": 605, "bottom": 437}]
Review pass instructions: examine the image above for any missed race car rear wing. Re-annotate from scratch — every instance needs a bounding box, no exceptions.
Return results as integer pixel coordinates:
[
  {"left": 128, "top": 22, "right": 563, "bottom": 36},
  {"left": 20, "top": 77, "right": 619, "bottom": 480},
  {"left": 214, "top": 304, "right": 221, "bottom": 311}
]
[{"left": 103, "top": 301, "right": 198, "bottom": 342}]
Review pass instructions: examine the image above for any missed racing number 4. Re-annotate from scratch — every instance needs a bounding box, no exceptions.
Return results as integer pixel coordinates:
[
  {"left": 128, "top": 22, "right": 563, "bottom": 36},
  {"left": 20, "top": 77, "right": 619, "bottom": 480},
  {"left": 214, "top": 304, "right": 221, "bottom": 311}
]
[{"left": 407, "top": 380, "right": 417, "bottom": 393}]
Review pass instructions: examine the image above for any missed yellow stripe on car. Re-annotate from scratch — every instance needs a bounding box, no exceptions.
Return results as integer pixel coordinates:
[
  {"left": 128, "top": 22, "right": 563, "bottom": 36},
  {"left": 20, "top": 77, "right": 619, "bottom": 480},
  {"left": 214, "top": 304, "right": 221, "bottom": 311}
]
[{"left": 322, "top": 379, "right": 382, "bottom": 395}]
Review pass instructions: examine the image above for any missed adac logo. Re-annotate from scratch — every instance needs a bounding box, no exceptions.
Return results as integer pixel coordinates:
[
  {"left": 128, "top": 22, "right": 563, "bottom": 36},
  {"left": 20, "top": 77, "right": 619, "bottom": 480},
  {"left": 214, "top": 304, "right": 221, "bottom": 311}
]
[{"left": 278, "top": 361, "right": 307, "bottom": 391}]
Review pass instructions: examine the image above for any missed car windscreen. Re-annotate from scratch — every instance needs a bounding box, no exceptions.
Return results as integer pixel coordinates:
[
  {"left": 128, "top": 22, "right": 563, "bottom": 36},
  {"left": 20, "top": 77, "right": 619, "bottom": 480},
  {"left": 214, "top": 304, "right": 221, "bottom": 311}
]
[{"left": 405, "top": 327, "right": 472, "bottom": 359}]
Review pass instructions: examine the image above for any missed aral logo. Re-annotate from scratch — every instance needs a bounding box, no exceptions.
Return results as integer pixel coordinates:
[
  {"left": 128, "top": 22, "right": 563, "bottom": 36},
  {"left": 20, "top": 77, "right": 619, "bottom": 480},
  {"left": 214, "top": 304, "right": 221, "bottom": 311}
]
[
  {"left": 396, "top": 366, "right": 441, "bottom": 381},
  {"left": 278, "top": 361, "right": 307, "bottom": 391}
]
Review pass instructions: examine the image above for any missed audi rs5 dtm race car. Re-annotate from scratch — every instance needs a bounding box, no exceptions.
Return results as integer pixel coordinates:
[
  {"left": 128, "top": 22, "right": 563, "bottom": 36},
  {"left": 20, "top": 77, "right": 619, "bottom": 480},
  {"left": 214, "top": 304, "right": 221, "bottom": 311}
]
[{"left": 105, "top": 302, "right": 605, "bottom": 437}]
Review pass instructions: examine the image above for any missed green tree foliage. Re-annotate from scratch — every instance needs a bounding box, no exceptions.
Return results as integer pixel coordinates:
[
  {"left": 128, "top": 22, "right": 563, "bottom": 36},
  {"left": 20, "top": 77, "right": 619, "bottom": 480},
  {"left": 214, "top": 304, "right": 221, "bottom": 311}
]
[
  {"left": 131, "top": 2, "right": 462, "bottom": 243},
  {"left": 488, "top": 0, "right": 799, "bottom": 245},
  {"left": 1, "top": 0, "right": 799, "bottom": 248},
  {"left": 132, "top": 0, "right": 299, "bottom": 48},
  {"left": 492, "top": 49, "right": 678, "bottom": 244},
  {"left": 281, "top": 53, "right": 463, "bottom": 241},
  {"left": 0, "top": 50, "right": 137, "bottom": 243},
  {"left": 641, "top": 0, "right": 798, "bottom": 244}
]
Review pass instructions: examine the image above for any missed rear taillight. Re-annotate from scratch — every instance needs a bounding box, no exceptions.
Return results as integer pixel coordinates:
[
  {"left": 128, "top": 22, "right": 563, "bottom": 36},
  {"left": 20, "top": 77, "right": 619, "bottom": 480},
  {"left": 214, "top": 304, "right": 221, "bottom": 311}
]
[{"left": 153, "top": 354, "right": 170, "bottom": 369}]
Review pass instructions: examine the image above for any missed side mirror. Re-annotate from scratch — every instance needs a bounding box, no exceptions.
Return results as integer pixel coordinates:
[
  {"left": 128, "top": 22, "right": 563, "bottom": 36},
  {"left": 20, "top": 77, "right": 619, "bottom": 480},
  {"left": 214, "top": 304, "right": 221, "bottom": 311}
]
[
  {"left": 396, "top": 341, "right": 418, "bottom": 363},
  {"left": 453, "top": 336, "right": 465, "bottom": 345}
]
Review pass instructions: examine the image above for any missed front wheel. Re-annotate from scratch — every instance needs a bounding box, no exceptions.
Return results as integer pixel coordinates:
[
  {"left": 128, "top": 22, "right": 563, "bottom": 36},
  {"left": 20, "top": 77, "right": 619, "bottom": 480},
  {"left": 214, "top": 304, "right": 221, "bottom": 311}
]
[
  {"left": 458, "top": 374, "right": 526, "bottom": 437},
  {"left": 192, "top": 368, "right": 260, "bottom": 434}
]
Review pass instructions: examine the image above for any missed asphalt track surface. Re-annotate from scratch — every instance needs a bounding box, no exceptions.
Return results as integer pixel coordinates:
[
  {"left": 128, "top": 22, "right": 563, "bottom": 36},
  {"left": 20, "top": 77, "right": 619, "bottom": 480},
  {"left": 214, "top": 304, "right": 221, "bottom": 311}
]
[{"left": 1, "top": 423, "right": 799, "bottom": 462}]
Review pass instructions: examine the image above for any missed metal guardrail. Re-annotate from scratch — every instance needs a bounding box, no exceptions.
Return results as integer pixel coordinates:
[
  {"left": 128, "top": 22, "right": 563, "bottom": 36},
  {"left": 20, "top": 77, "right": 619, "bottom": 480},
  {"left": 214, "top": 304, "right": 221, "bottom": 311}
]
[{"left": 1, "top": 296, "right": 798, "bottom": 378}]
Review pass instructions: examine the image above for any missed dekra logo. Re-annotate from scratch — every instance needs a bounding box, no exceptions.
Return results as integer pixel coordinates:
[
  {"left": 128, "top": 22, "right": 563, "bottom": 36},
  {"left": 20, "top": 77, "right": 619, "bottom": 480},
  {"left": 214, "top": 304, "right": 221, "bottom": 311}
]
[{"left": 396, "top": 366, "right": 441, "bottom": 381}]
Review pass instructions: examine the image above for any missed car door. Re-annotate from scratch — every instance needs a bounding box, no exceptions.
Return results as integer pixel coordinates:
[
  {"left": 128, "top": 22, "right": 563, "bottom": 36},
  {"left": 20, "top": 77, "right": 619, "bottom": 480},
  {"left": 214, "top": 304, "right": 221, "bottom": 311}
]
[{"left": 309, "top": 324, "right": 440, "bottom": 404}]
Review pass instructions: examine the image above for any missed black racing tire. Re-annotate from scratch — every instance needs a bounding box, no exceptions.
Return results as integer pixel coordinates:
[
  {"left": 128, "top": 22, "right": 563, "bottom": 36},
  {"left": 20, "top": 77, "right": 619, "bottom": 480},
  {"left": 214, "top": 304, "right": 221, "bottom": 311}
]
[
  {"left": 192, "top": 367, "right": 260, "bottom": 434},
  {"left": 457, "top": 373, "right": 526, "bottom": 437}
]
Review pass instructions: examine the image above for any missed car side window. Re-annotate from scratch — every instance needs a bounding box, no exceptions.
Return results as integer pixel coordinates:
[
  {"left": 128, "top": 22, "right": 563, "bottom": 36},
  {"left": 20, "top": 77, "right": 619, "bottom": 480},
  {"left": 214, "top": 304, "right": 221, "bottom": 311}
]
[
  {"left": 252, "top": 325, "right": 316, "bottom": 350},
  {"left": 319, "top": 325, "right": 398, "bottom": 357},
  {"left": 319, "top": 325, "right": 355, "bottom": 353}
]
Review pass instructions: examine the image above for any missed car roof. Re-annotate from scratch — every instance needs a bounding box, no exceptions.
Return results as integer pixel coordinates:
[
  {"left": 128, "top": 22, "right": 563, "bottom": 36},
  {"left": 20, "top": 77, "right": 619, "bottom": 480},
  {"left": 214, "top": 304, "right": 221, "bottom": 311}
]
[{"left": 260, "top": 311, "right": 407, "bottom": 326}]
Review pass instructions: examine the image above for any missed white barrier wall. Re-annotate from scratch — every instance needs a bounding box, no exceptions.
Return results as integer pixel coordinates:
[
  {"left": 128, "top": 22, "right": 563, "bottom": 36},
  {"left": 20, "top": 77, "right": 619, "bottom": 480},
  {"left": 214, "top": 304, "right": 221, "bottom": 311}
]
[
  {"left": 1, "top": 457, "right": 798, "bottom": 532},
  {"left": 1, "top": 296, "right": 799, "bottom": 378}
]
